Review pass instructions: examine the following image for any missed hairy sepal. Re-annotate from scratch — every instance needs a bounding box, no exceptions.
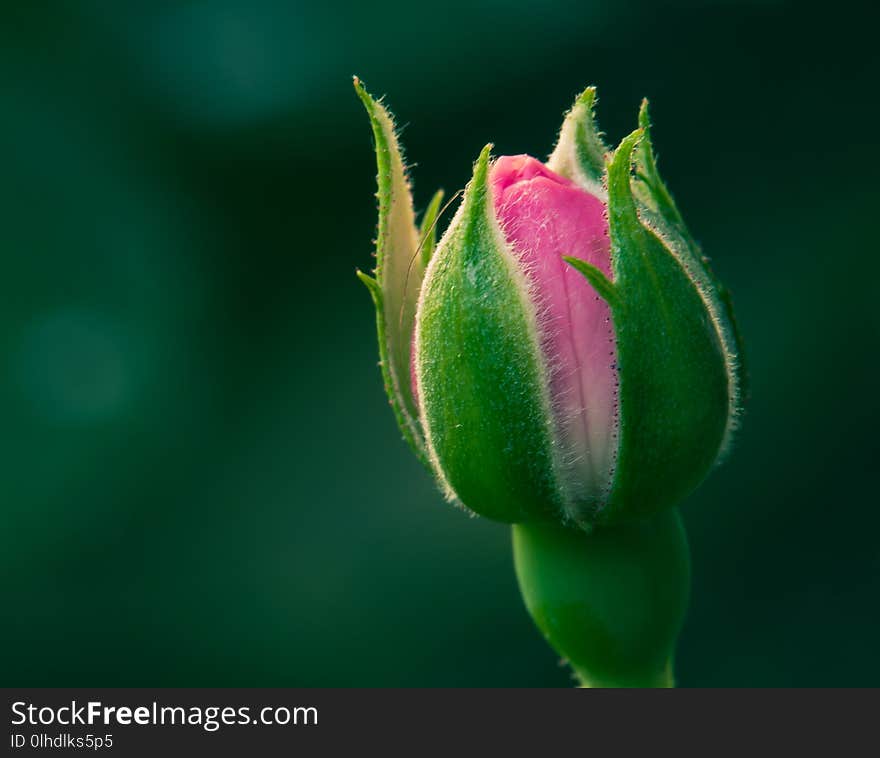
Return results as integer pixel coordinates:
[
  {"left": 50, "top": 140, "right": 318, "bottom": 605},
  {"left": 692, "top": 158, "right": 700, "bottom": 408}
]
[
  {"left": 354, "top": 78, "right": 427, "bottom": 462},
  {"left": 597, "top": 129, "right": 731, "bottom": 522},
  {"left": 546, "top": 86, "right": 609, "bottom": 201},
  {"left": 415, "top": 146, "right": 564, "bottom": 523},
  {"left": 633, "top": 100, "right": 746, "bottom": 458}
]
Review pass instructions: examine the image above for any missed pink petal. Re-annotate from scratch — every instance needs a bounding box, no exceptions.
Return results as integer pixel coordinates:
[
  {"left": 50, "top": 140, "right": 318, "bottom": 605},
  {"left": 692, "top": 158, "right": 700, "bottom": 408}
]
[{"left": 491, "top": 155, "right": 618, "bottom": 504}]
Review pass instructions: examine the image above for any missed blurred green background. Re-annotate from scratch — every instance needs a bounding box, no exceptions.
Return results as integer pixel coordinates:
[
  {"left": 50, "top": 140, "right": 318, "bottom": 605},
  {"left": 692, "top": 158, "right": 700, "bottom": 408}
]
[{"left": 1, "top": 0, "right": 877, "bottom": 686}]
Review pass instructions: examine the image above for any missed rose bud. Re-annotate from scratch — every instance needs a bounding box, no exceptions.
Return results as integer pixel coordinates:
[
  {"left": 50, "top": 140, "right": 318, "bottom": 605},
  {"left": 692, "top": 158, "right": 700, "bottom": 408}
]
[{"left": 355, "top": 79, "right": 744, "bottom": 529}]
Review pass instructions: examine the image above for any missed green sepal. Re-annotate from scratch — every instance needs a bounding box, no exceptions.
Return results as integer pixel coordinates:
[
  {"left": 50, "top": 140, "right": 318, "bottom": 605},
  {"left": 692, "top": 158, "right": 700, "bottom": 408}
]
[
  {"left": 513, "top": 510, "right": 690, "bottom": 687},
  {"left": 602, "top": 129, "right": 731, "bottom": 522},
  {"left": 418, "top": 189, "right": 445, "bottom": 268},
  {"left": 354, "top": 78, "right": 427, "bottom": 463},
  {"left": 632, "top": 101, "right": 746, "bottom": 458},
  {"left": 546, "top": 86, "right": 609, "bottom": 198},
  {"left": 562, "top": 256, "right": 619, "bottom": 307},
  {"left": 415, "top": 146, "right": 563, "bottom": 522},
  {"left": 633, "top": 100, "right": 694, "bottom": 246}
]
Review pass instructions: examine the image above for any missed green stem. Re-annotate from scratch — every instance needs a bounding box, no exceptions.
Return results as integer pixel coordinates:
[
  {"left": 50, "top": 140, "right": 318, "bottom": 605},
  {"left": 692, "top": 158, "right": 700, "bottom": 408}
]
[{"left": 512, "top": 512, "right": 690, "bottom": 688}]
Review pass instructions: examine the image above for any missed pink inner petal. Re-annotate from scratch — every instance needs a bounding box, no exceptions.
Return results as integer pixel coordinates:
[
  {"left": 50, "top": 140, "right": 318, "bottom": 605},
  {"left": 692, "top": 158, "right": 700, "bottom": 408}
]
[{"left": 491, "top": 155, "right": 617, "bottom": 502}]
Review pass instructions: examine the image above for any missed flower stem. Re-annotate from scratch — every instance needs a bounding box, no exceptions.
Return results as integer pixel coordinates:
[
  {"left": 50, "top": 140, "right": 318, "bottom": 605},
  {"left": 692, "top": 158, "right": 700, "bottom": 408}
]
[{"left": 512, "top": 512, "right": 690, "bottom": 688}]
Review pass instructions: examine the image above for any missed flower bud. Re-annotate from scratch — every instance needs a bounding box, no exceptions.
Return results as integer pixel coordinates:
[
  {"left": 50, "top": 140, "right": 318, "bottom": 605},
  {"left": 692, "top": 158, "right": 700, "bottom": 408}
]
[{"left": 356, "top": 80, "right": 744, "bottom": 529}]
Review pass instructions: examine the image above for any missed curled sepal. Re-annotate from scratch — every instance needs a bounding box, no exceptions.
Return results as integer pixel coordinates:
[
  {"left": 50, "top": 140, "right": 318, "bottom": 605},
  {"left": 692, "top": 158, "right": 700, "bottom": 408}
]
[
  {"left": 633, "top": 101, "right": 746, "bottom": 456},
  {"left": 415, "top": 146, "right": 563, "bottom": 522},
  {"left": 590, "top": 129, "right": 731, "bottom": 522},
  {"left": 546, "top": 86, "right": 609, "bottom": 200},
  {"left": 354, "top": 77, "right": 426, "bottom": 462},
  {"left": 513, "top": 510, "right": 690, "bottom": 688}
]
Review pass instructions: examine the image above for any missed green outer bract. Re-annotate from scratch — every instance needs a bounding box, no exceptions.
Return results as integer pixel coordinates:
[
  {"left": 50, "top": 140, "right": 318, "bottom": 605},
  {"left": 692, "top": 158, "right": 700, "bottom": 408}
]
[
  {"left": 546, "top": 86, "right": 608, "bottom": 199},
  {"left": 415, "top": 146, "right": 562, "bottom": 523},
  {"left": 354, "top": 78, "right": 442, "bottom": 466},
  {"left": 633, "top": 100, "right": 747, "bottom": 457},
  {"left": 599, "top": 130, "right": 730, "bottom": 522},
  {"left": 513, "top": 510, "right": 690, "bottom": 687}
]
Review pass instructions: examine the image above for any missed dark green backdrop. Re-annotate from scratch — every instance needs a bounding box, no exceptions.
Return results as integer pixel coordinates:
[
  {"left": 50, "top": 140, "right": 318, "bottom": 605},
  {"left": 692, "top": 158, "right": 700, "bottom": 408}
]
[{"left": 2, "top": 0, "right": 877, "bottom": 686}]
